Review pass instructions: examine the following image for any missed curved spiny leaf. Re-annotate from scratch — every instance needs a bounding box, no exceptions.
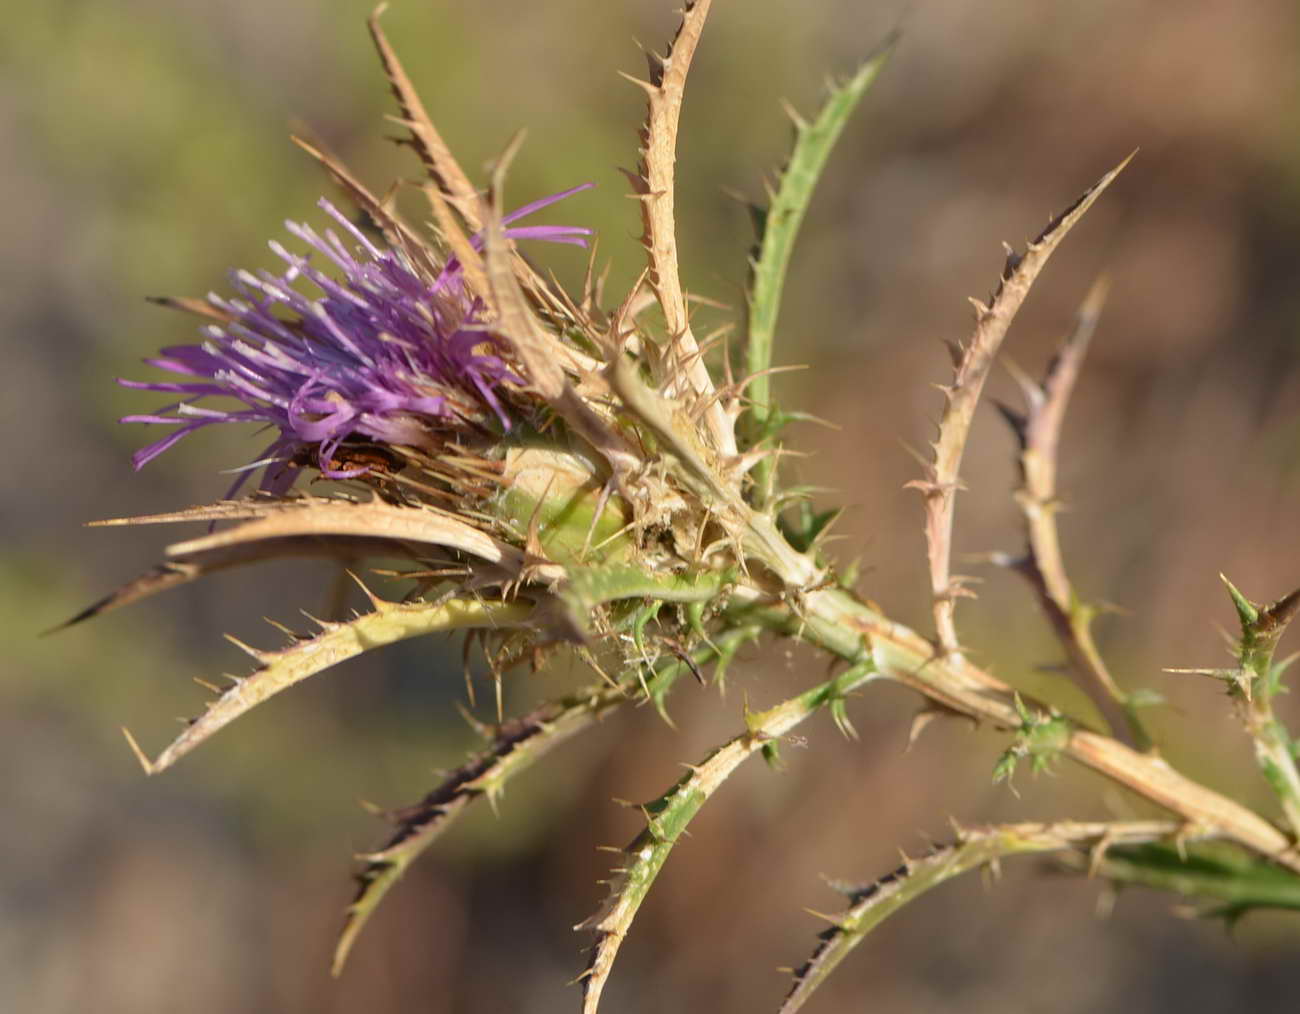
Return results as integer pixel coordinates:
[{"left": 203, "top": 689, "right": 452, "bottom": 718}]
[
  {"left": 335, "top": 680, "right": 630, "bottom": 976},
  {"left": 579, "top": 661, "right": 875, "bottom": 1014},
  {"left": 335, "top": 625, "right": 763, "bottom": 974},
  {"left": 911, "top": 153, "right": 1135, "bottom": 657},
  {"left": 779, "top": 820, "right": 1179, "bottom": 1014},
  {"left": 127, "top": 596, "right": 533, "bottom": 775},
  {"left": 162, "top": 499, "right": 528, "bottom": 569},
  {"left": 51, "top": 535, "right": 414, "bottom": 632},
  {"left": 367, "top": 3, "right": 481, "bottom": 227}
]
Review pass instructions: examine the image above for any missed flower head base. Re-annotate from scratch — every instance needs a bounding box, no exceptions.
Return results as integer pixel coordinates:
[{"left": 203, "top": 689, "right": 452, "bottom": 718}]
[{"left": 122, "top": 185, "right": 592, "bottom": 491}]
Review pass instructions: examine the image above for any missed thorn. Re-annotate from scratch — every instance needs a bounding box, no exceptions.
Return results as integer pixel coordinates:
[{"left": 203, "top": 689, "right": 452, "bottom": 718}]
[
  {"left": 455, "top": 699, "right": 495, "bottom": 741},
  {"left": 907, "top": 709, "right": 941, "bottom": 749},
  {"left": 223, "top": 633, "right": 263, "bottom": 660},
  {"left": 1087, "top": 830, "right": 1116, "bottom": 878},
  {"left": 264, "top": 617, "right": 298, "bottom": 640},
  {"left": 617, "top": 70, "right": 659, "bottom": 98},
  {"left": 121, "top": 727, "right": 156, "bottom": 776},
  {"left": 1094, "top": 882, "right": 1119, "bottom": 919},
  {"left": 347, "top": 570, "right": 388, "bottom": 609},
  {"left": 779, "top": 97, "right": 808, "bottom": 130},
  {"left": 992, "top": 399, "right": 1028, "bottom": 439},
  {"left": 1001, "top": 357, "right": 1042, "bottom": 407}
]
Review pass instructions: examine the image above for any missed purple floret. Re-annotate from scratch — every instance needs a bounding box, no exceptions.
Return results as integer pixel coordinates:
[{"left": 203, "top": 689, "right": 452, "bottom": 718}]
[{"left": 122, "top": 184, "right": 593, "bottom": 491}]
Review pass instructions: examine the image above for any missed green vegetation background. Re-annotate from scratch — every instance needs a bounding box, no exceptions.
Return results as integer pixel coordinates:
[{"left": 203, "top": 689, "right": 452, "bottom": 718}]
[{"left": 5, "top": 1, "right": 1299, "bottom": 1011}]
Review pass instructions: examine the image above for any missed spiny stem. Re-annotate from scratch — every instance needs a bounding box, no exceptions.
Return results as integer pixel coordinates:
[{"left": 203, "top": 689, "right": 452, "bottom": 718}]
[{"left": 726, "top": 583, "right": 1300, "bottom": 873}]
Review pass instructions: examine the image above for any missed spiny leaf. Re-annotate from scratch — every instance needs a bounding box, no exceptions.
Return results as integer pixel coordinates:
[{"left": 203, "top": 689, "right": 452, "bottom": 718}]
[
  {"left": 335, "top": 683, "right": 628, "bottom": 975},
  {"left": 914, "top": 153, "right": 1134, "bottom": 658},
  {"left": 127, "top": 596, "right": 532, "bottom": 775},
  {"left": 1221, "top": 575, "right": 1300, "bottom": 682},
  {"left": 291, "top": 133, "right": 441, "bottom": 277},
  {"left": 147, "top": 497, "right": 560, "bottom": 581},
  {"left": 368, "top": 3, "right": 482, "bottom": 227},
  {"left": 627, "top": 0, "right": 734, "bottom": 455},
  {"left": 483, "top": 132, "right": 567, "bottom": 400},
  {"left": 1215, "top": 577, "right": 1300, "bottom": 837},
  {"left": 368, "top": 3, "right": 582, "bottom": 328},
  {"left": 993, "top": 274, "right": 1144, "bottom": 748},
  {"left": 336, "top": 628, "right": 754, "bottom": 974},
  {"left": 578, "top": 661, "right": 874, "bottom": 1013},
  {"left": 745, "top": 40, "right": 895, "bottom": 504},
  {"left": 50, "top": 535, "right": 413, "bottom": 633},
  {"left": 779, "top": 820, "right": 1179, "bottom": 1014}
]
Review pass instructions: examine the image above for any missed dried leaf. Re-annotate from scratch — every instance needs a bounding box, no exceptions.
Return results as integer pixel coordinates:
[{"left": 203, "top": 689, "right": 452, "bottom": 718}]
[
  {"left": 916, "top": 154, "right": 1134, "bottom": 657},
  {"left": 627, "top": 0, "right": 734, "bottom": 455},
  {"left": 128, "top": 596, "right": 532, "bottom": 775}
]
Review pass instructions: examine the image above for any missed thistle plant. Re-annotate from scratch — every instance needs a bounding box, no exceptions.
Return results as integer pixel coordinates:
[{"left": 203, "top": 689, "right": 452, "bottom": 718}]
[{"left": 62, "top": 3, "right": 1300, "bottom": 1011}]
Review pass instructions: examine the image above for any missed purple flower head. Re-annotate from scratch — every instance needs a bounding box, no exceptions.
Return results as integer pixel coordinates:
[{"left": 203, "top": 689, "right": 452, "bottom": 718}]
[{"left": 121, "top": 184, "right": 593, "bottom": 492}]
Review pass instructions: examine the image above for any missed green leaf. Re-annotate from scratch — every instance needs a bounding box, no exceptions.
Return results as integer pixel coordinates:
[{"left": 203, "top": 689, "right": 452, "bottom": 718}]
[{"left": 744, "top": 39, "right": 895, "bottom": 504}]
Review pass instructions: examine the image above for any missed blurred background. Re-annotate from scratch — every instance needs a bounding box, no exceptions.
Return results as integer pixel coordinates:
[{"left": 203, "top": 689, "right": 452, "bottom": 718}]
[{"left": 5, "top": 0, "right": 1299, "bottom": 1010}]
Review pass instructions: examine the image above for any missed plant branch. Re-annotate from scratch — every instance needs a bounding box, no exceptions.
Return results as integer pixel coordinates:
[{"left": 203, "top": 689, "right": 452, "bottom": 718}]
[{"left": 726, "top": 583, "right": 1300, "bottom": 873}]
